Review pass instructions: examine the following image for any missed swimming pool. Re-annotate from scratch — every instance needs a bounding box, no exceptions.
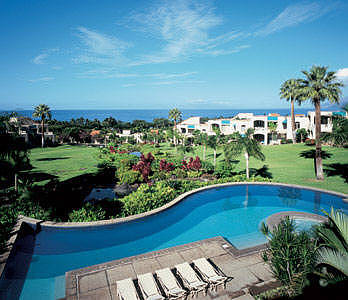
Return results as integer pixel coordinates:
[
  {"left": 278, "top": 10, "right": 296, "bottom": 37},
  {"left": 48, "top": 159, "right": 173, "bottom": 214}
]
[{"left": 1, "top": 184, "right": 347, "bottom": 299}]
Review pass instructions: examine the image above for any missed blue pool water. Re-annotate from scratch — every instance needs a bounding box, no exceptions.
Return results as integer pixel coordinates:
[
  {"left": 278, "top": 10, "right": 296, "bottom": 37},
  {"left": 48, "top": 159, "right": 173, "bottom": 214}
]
[{"left": 1, "top": 184, "right": 347, "bottom": 299}]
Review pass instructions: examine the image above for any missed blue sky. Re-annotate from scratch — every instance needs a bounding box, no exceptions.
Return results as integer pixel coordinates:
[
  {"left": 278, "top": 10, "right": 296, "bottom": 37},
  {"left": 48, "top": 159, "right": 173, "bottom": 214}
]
[{"left": 1, "top": 0, "right": 347, "bottom": 110}]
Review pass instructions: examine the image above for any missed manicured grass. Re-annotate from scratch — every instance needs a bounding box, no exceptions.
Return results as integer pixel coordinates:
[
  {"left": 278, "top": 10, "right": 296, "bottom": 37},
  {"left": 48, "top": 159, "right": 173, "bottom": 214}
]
[
  {"left": 28, "top": 143, "right": 348, "bottom": 194},
  {"left": 28, "top": 145, "right": 100, "bottom": 182},
  {"left": 141, "top": 143, "right": 348, "bottom": 194}
]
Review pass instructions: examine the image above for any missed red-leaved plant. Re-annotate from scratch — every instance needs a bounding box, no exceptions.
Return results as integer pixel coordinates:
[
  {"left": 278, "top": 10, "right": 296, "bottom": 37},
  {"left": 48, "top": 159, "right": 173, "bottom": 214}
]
[
  {"left": 159, "top": 159, "right": 175, "bottom": 172},
  {"left": 132, "top": 152, "right": 155, "bottom": 182},
  {"left": 182, "top": 156, "right": 201, "bottom": 171}
]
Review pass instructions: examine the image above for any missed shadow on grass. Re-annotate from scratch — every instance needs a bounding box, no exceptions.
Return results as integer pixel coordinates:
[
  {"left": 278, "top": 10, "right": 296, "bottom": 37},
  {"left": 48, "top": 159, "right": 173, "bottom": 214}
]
[
  {"left": 36, "top": 157, "right": 71, "bottom": 161},
  {"left": 324, "top": 163, "right": 348, "bottom": 183},
  {"left": 21, "top": 172, "right": 58, "bottom": 182},
  {"left": 299, "top": 149, "right": 332, "bottom": 159},
  {"left": 250, "top": 165, "right": 273, "bottom": 179},
  {"left": 299, "top": 149, "right": 332, "bottom": 176}
]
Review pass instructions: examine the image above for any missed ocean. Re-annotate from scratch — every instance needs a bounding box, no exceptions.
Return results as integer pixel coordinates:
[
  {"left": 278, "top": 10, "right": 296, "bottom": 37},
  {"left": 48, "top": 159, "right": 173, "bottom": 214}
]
[{"left": 2, "top": 108, "right": 317, "bottom": 122}]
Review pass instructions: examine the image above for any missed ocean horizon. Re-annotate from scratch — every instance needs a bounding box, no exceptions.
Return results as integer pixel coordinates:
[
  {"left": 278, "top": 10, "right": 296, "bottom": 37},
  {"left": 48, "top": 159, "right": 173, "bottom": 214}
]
[{"left": 0, "top": 108, "right": 333, "bottom": 122}]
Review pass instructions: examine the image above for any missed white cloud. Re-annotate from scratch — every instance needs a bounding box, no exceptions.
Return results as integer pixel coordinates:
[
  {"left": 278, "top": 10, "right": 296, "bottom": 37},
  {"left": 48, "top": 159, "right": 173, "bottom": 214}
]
[
  {"left": 122, "top": 83, "right": 136, "bottom": 87},
  {"left": 28, "top": 77, "right": 54, "bottom": 82},
  {"left": 336, "top": 68, "right": 348, "bottom": 82},
  {"left": 146, "top": 72, "right": 197, "bottom": 79},
  {"left": 74, "top": 27, "right": 131, "bottom": 65},
  {"left": 129, "top": 0, "right": 246, "bottom": 65},
  {"left": 152, "top": 79, "right": 205, "bottom": 86},
  {"left": 255, "top": 2, "right": 337, "bottom": 36},
  {"left": 32, "top": 48, "right": 59, "bottom": 64},
  {"left": 187, "top": 98, "right": 207, "bottom": 104}
]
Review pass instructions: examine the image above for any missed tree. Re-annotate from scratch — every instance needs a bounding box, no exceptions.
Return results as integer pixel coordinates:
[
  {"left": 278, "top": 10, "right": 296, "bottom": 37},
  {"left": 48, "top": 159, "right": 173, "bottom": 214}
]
[
  {"left": 33, "top": 104, "right": 51, "bottom": 148},
  {"left": 315, "top": 208, "right": 348, "bottom": 280},
  {"left": 168, "top": 108, "right": 182, "bottom": 146},
  {"left": 207, "top": 135, "right": 217, "bottom": 167},
  {"left": 322, "top": 117, "right": 348, "bottom": 147},
  {"left": 280, "top": 79, "right": 303, "bottom": 143},
  {"left": 299, "top": 66, "right": 344, "bottom": 180},
  {"left": 268, "top": 122, "right": 277, "bottom": 143},
  {"left": 224, "top": 128, "right": 265, "bottom": 179}
]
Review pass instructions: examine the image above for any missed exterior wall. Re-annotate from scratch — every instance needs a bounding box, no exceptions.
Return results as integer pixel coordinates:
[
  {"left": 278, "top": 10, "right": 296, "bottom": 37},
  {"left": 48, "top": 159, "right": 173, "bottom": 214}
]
[{"left": 177, "top": 111, "right": 345, "bottom": 144}]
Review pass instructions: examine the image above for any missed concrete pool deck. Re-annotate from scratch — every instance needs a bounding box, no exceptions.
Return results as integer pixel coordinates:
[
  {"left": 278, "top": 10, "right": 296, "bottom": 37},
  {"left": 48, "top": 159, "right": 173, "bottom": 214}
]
[{"left": 64, "top": 237, "right": 276, "bottom": 300}]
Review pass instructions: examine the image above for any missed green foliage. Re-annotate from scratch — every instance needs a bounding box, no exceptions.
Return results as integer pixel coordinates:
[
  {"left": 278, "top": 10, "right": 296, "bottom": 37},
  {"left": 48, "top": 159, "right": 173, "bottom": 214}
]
[
  {"left": 118, "top": 170, "right": 140, "bottom": 184},
  {"left": 261, "top": 217, "right": 316, "bottom": 296},
  {"left": 172, "top": 168, "right": 187, "bottom": 179},
  {"left": 201, "top": 160, "right": 214, "bottom": 173},
  {"left": 315, "top": 208, "right": 348, "bottom": 282},
  {"left": 120, "top": 182, "right": 176, "bottom": 216},
  {"left": 68, "top": 203, "right": 106, "bottom": 222},
  {"left": 296, "top": 128, "right": 308, "bottom": 143},
  {"left": 214, "top": 163, "right": 235, "bottom": 178},
  {"left": 186, "top": 170, "right": 202, "bottom": 178}
]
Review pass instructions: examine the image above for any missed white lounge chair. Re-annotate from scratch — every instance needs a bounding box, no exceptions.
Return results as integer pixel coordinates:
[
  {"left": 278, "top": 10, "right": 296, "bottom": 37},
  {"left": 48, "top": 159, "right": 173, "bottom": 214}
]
[
  {"left": 156, "top": 268, "right": 187, "bottom": 299},
  {"left": 117, "top": 278, "right": 140, "bottom": 300},
  {"left": 137, "top": 273, "right": 165, "bottom": 300},
  {"left": 175, "top": 262, "right": 208, "bottom": 297},
  {"left": 193, "top": 258, "right": 228, "bottom": 291}
]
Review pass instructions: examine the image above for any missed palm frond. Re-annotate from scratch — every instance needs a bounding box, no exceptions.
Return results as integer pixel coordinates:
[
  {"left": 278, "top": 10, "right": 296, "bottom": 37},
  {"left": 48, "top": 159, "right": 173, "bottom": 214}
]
[{"left": 316, "top": 248, "right": 348, "bottom": 276}]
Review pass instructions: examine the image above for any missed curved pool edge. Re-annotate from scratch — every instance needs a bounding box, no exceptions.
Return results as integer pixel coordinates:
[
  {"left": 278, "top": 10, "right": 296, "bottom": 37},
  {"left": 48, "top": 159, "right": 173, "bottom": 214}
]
[
  {"left": 20, "top": 181, "right": 348, "bottom": 229},
  {"left": 265, "top": 211, "right": 327, "bottom": 230}
]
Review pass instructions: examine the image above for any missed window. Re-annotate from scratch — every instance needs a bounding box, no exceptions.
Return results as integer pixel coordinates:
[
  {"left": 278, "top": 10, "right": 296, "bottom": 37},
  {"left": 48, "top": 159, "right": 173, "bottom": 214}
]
[
  {"left": 254, "top": 120, "right": 265, "bottom": 128},
  {"left": 181, "top": 128, "right": 186, "bottom": 133},
  {"left": 321, "top": 116, "right": 329, "bottom": 125},
  {"left": 282, "top": 123, "right": 287, "bottom": 129},
  {"left": 295, "top": 122, "right": 300, "bottom": 129}
]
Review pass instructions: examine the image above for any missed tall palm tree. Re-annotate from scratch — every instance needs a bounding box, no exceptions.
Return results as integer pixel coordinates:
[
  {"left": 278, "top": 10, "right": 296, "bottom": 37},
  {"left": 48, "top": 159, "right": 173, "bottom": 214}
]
[
  {"left": 168, "top": 108, "right": 182, "bottom": 146},
  {"left": 33, "top": 104, "right": 51, "bottom": 148},
  {"left": 299, "top": 66, "right": 343, "bottom": 180},
  {"left": 207, "top": 135, "right": 218, "bottom": 167},
  {"left": 280, "top": 79, "right": 302, "bottom": 143},
  {"left": 315, "top": 208, "right": 348, "bottom": 278},
  {"left": 224, "top": 128, "right": 265, "bottom": 179}
]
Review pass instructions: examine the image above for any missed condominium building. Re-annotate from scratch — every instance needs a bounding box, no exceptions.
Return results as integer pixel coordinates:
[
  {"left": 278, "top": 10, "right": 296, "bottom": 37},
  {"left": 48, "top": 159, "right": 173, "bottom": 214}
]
[{"left": 177, "top": 111, "right": 346, "bottom": 145}]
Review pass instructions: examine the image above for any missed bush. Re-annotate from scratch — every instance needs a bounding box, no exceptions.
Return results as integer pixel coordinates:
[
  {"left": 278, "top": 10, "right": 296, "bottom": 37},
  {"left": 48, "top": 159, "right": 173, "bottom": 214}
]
[
  {"left": 120, "top": 182, "right": 176, "bottom": 216},
  {"left": 68, "top": 203, "right": 106, "bottom": 222},
  {"left": 201, "top": 161, "right": 214, "bottom": 173},
  {"left": 261, "top": 217, "right": 316, "bottom": 296},
  {"left": 187, "top": 170, "right": 202, "bottom": 178},
  {"left": 172, "top": 168, "right": 187, "bottom": 179},
  {"left": 214, "top": 163, "right": 234, "bottom": 178},
  {"left": 118, "top": 170, "right": 140, "bottom": 184},
  {"left": 305, "top": 139, "right": 315, "bottom": 145}
]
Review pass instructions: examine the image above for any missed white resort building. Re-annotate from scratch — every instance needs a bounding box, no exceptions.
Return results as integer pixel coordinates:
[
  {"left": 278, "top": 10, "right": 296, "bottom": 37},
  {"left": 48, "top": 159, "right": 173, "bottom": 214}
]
[{"left": 177, "top": 111, "right": 347, "bottom": 145}]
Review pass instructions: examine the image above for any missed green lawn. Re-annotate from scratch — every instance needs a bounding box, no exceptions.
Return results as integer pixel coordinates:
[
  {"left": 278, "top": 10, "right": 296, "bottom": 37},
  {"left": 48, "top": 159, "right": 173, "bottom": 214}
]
[
  {"left": 28, "top": 145, "right": 100, "bottom": 182},
  {"left": 28, "top": 143, "right": 348, "bottom": 194}
]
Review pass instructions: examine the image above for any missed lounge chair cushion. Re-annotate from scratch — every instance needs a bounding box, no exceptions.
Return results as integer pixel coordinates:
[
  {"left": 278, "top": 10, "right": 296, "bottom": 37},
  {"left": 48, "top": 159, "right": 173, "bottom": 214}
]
[{"left": 117, "top": 278, "right": 138, "bottom": 300}]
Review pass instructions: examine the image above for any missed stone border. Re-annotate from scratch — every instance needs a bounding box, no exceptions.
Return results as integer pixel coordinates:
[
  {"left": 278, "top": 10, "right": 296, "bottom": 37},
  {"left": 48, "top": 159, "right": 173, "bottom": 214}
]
[
  {"left": 265, "top": 211, "right": 327, "bottom": 230},
  {"left": 0, "top": 216, "right": 41, "bottom": 282},
  {"left": 20, "top": 182, "right": 348, "bottom": 228}
]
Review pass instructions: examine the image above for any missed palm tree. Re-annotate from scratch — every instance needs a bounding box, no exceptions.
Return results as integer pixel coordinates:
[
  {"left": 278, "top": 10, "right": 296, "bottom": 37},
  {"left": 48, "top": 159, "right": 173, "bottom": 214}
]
[
  {"left": 207, "top": 135, "right": 218, "bottom": 167},
  {"left": 224, "top": 128, "right": 265, "bottom": 179},
  {"left": 168, "top": 108, "right": 182, "bottom": 146},
  {"left": 280, "top": 79, "right": 302, "bottom": 143},
  {"left": 315, "top": 208, "right": 348, "bottom": 278},
  {"left": 33, "top": 104, "right": 51, "bottom": 148},
  {"left": 200, "top": 132, "right": 208, "bottom": 161},
  {"left": 299, "top": 66, "right": 344, "bottom": 180}
]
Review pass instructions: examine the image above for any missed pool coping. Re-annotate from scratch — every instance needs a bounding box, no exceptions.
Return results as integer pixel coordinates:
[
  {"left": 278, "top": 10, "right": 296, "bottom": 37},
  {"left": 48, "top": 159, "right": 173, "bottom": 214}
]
[
  {"left": 265, "top": 211, "right": 327, "bottom": 230},
  {"left": 1, "top": 181, "right": 346, "bottom": 298},
  {"left": 18, "top": 182, "right": 348, "bottom": 228},
  {"left": 0, "top": 216, "right": 42, "bottom": 283}
]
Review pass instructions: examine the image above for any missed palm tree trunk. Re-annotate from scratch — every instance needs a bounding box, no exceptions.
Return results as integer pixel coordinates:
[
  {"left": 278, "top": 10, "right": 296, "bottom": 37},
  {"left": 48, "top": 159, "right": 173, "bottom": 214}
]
[
  {"left": 245, "top": 151, "right": 249, "bottom": 179},
  {"left": 203, "top": 145, "right": 206, "bottom": 160},
  {"left": 41, "top": 119, "right": 45, "bottom": 148},
  {"left": 173, "top": 120, "right": 177, "bottom": 146},
  {"left": 315, "top": 100, "right": 324, "bottom": 180},
  {"left": 213, "top": 149, "right": 216, "bottom": 167},
  {"left": 291, "top": 99, "right": 296, "bottom": 143}
]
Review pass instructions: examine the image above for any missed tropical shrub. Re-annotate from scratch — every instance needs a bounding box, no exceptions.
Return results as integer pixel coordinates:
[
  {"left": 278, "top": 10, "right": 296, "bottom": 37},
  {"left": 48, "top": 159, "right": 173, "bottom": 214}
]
[
  {"left": 261, "top": 217, "right": 316, "bottom": 296},
  {"left": 172, "top": 168, "right": 187, "bottom": 179},
  {"left": 132, "top": 152, "right": 155, "bottom": 182},
  {"left": 120, "top": 181, "right": 176, "bottom": 216},
  {"left": 187, "top": 170, "right": 202, "bottom": 178},
  {"left": 118, "top": 170, "right": 140, "bottom": 185},
  {"left": 68, "top": 203, "right": 106, "bottom": 222},
  {"left": 159, "top": 159, "right": 175, "bottom": 172},
  {"left": 181, "top": 156, "right": 202, "bottom": 171},
  {"left": 214, "top": 163, "right": 235, "bottom": 178},
  {"left": 201, "top": 161, "right": 214, "bottom": 173},
  {"left": 315, "top": 208, "right": 348, "bottom": 284}
]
